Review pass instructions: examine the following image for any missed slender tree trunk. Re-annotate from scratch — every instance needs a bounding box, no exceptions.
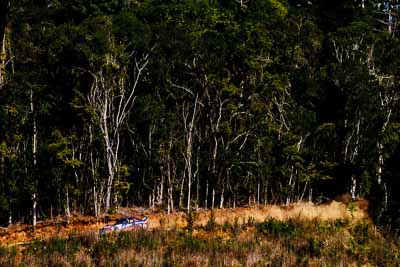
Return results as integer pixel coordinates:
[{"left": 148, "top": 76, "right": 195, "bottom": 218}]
[
  {"left": 105, "top": 153, "right": 115, "bottom": 212},
  {"left": 8, "top": 198, "right": 12, "bottom": 225},
  {"left": 350, "top": 120, "right": 361, "bottom": 199},
  {"left": 219, "top": 185, "right": 224, "bottom": 209},
  {"left": 167, "top": 140, "right": 174, "bottom": 214},
  {"left": 299, "top": 181, "right": 308, "bottom": 202},
  {"left": 30, "top": 89, "right": 38, "bottom": 227},
  {"left": 205, "top": 180, "right": 209, "bottom": 209},
  {"left": 212, "top": 188, "right": 215, "bottom": 210},
  {"left": 376, "top": 109, "right": 392, "bottom": 211},
  {"left": 195, "top": 155, "right": 199, "bottom": 211},
  {"left": 182, "top": 94, "right": 199, "bottom": 212},
  {"left": 0, "top": 1, "right": 9, "bottom": 90},
  {"left": 93, "top": 185, "right": 98, "bottom": 217},
  {"left": 0, "top": 28, "right": 5, "bottom": 89},
  {"left": 65, "top": 187, "right": 71, "bottom": 221},
  {"left": 286, "top": 166, "right": 294, "bottom": 206},
  {"left": 167, "top": 186, "right": 173, "bottom": 214},
  {"left": 186, "top": 138, "right": 192, "bottom": 211},
  {"left": 32, "top": 193, "right": 37, "bottom": 227},
  {"left": 89, "top": 125, "right": 101, "bottom": 217},
  {"left": 264, "top": 181, "right": 268, "bottom": 205},
  {"left": 179, "top": 170, "right": 185, "bottom": 209}
]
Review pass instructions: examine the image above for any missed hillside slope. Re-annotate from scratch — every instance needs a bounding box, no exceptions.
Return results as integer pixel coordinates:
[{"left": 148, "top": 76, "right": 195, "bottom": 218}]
[{"left": 0, "top": 200, "right": 368, "bottom": 246}]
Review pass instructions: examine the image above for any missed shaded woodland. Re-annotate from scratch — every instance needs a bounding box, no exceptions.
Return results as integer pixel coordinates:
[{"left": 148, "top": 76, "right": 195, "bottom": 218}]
[{"left": 0, "top": 0, "right": 400, "bottom": 229}]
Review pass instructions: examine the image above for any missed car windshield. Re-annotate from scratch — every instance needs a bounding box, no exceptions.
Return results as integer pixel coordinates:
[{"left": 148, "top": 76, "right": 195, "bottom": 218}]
[{"left": 116, "top": 218, "right": 128, "bottom": 224}]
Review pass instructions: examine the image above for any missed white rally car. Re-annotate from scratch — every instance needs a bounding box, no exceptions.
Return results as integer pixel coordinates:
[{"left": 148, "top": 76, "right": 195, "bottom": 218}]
[{"left": 100, "top": 216, "right": 148, "bottom": 235}]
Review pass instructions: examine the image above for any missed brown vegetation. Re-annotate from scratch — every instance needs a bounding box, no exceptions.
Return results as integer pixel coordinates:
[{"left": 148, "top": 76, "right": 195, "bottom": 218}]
[{"left": 0, "top": 199, "right": 368, "bottom": 247}]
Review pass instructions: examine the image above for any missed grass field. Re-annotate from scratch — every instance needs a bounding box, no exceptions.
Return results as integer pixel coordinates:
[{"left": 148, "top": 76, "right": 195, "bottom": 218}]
[{"left": 1, "top": 214, "right": 399, "bottom": 266}]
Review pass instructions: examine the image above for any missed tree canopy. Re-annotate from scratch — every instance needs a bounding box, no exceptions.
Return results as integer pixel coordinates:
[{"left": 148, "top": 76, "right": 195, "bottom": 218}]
[{"left": 1, "top": 0, "right": 400, "bottom": 230}]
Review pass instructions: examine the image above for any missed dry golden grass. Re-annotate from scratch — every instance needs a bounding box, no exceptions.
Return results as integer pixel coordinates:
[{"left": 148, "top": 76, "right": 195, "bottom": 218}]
[
  {"left": 1, "top": 214, "right": 399, "bottom": 267},
  {"left": 148, "top": 199, "right": 369, "bottom": 229},
  {"left": 0, "top": 199, "right": 368, "bottom": 247}
]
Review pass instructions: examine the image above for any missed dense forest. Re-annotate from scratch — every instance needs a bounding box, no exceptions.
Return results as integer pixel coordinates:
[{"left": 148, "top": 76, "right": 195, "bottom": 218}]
[{"left": 0, "top": 0, "right": 400, "bottom": 229}]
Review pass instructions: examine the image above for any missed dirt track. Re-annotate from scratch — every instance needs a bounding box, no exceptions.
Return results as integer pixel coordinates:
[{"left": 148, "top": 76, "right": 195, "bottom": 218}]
[{"left": 0, "top": 200, "right": 369, "bottom": 247}]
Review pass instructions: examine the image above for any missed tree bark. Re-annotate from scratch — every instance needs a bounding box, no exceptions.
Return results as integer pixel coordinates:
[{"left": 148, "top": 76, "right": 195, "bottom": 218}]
[
  {"left": 183, "top": 93, "right": 199, "bottom": 212},
  {"left": 167, "top": 140, "right": 174, "bottom": 214},
  {"left": 219, "top": 185, "right": 224, "bottom": 209},
  {"left": 212, "top": 188, "right": 215, "bottom": 210},
  {"left": 0, "top": 1, "right": 9, "bottom": 90},
  {"left": 32, "top": 193, "right": 37, "bottom": 227},
  {"left": 30, "top": 88, "right": 38, "bottom": 227},
  {"left": 376, "top": 109, "right": 392, "bottom": 211},
  {"left": 205, "top": 180, "right": 209, "bottom": 209}
]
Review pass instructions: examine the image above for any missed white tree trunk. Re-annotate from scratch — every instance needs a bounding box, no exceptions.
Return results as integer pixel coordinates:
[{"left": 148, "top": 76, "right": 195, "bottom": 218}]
[
  {"left": 65, "top": 187, "right": 71, "bottom": 221},
  {"left": 88, "top": 55, "right": 148, "bottom": 212},
  {"left": 0, "top": 27, "right": 6, "bottom": 89},
  {"left": 89, "top": 125, "right": 101, "bottom": 216},
  {"left": 219, "top": 185, "right": 224, "bottom": 209},
  {"left": 195, "top": 153, "right": 199, "bottom": 211},
  {"left": 212, "top": 188, "right": 215, "bottom": 210},
  {"left": 376, "top": 109, "right": 392, "bottom": 211},
  {"left": 167, "top": 140, "right": 174, "bottom": 214},
  {"left": 179, "top": 170, "right": 185, "bottom": 209},
  {"left": 183, "top": 93, "right": 199, "bottom": 212},
  {"left": 30, "top": 89, "right": 38, "bottom": 227},
  {"left": 105, "top": 151, "right": 115, "bottom": 212},
  {"left": 93, "top": 185, "right": 98, "bottom": 218},
  {"left": 8, "top": 200, "right": 12, "bottom": 225},
  {"left": 32, "top": 193, "right": 37, "bottom": 227},
  {"left": 344, "top": 119, "right": 360, "bottom": 198},
  {"left": 205, "top": 180, "right": 209, "bottom": 209}
]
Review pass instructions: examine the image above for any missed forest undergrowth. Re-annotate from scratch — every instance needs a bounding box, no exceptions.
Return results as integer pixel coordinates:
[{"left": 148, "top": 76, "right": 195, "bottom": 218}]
[{"left": 1, "top": 216, "right": 399, "bottom": 266}]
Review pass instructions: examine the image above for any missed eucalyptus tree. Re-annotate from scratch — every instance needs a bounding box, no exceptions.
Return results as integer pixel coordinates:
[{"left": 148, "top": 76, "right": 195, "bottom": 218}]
[{"left": 87, "top": 51, "right": 149, "bottom": 212}]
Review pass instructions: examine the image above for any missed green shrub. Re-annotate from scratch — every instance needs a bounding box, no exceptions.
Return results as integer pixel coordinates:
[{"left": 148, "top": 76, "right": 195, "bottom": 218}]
[
  {"left": 173, "top": 234, "right": 208, "bottom": 253},
  {"left": 46, "top": 237, "right": 67, "bottom": 255},
  {"left": 186, "top": 211, "right": 198, "bottom": 232},
  {"left": 134, "top": 229, "right": 160, "bottom": 250},
  {"left": 91, "top": 235, "right": 118, "bottom": 259},
  {"left": 0, "top": 245, "right": 8, "bottom": 257},
  {"left": 308, "top": 236, "right": 322, "bottom": 257},
  {"left": 334, "top": 218, "right": 350, "bottom": 228},
  {"left": 354, "top": 222, "right": 370, "bottom": 245},
  {"left": 257, "top": 218, "right": 297, "bottom": 237},
  {"left": 0, "top": 245, "right": 17, "bottom": 266},
  {"left": 28, "top": 238, "right": 44, "bottom": 255},
  {"left": 205, "top": 210, "right": 216, "bottom": 231},
  {"left": 232, "top": 216, "right": 241, "bottom": 235},
  {"left": 116, "top": 231, "right": 135, "bottom": 248},
  {"left": 107, "top": 207, "right": 117, "bottom": 215}
]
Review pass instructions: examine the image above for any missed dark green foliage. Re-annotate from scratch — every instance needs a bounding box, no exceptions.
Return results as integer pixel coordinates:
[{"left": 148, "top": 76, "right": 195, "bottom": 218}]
[
  {"left": 354, "top": 222, "right": 371, "bottom": 245},
  {"left": 205, "top": 210, "right": 216, "bottom": 231},
  {"left": 185, "top": 211, "right": 198, "bottom": 233},
  {"left": 1, "top": 0, "right": 400, "bottom": 231},
  {"left": 92, "top": 235, "right": 118, "bottom": 259},
  {"left": 0, "top": 245, "right": 17, "bottom": 267},
  {"left": 258, "top": 218, "right": 299, "bottom": 237}
]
